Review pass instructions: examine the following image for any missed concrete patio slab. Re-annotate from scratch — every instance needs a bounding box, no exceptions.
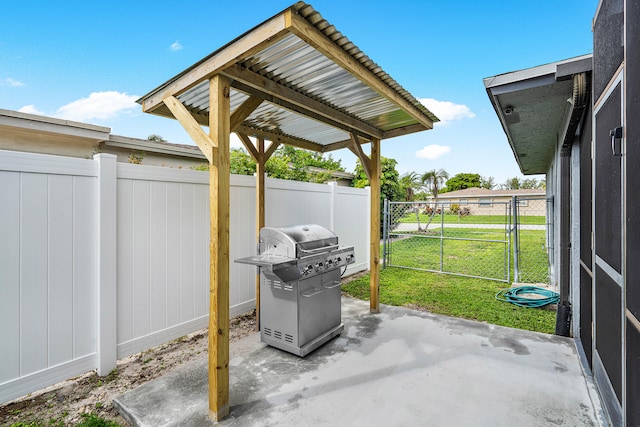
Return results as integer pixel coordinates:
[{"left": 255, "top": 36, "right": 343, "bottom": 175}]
[{"left": 113, "top": 298, "right": 605, "bottom": 426}]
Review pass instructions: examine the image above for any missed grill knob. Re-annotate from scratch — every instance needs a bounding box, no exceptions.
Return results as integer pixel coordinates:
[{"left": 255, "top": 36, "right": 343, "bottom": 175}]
[{"left": 315, "top": 262, "right": 323, "bottom": 271}]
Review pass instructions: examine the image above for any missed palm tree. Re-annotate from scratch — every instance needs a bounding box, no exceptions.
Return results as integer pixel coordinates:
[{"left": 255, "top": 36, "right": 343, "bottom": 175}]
[
  {"left": 421, "top": 169, "right": 449, "bottom": 201},
  {"left": 480, "top": 176, "right": 496, "bottom": 190},
  {"left": 400, "top": 172, "right": 424, "bottom": 230},
  {"left": 421, "top": 169, "right": 449, "bottom": 230}
]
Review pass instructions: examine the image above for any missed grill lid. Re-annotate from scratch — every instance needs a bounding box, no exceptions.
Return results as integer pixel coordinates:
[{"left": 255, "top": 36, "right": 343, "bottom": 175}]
[
  {"left": 235, "top": 224, "right": 353, "bottom": 282},
  {"left": 260, "top": 224, "right": 338, "bottom": 258}
]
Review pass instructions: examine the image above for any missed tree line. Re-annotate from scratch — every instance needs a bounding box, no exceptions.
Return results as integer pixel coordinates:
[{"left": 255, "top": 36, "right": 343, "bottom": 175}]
[{"left": 183, "top": 142, "right": 545, "bottom": 204}]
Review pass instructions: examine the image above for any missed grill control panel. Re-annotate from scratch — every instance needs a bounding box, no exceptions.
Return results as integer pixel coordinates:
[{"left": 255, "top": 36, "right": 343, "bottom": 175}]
[{"left": 300, "top": 247, "right": 355, "bottom": 277}]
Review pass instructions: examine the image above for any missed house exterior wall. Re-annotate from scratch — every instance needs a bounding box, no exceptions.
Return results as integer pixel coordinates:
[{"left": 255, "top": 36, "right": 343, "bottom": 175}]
[
  {"left": 625, "top": 1, "right": 640, "bottom": 424},
  {"left": 103, "top": 145, "right": 207, "bottom": 169},
  {"left": 436, "top": 194, "right": 546, "bottom": 217},
  {"left": 591, "top": 1, "right": 626, "bottom": 424}
]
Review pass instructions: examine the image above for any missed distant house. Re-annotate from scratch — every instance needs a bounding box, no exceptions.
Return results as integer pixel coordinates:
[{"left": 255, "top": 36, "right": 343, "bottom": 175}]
[
  {"left": 0, "top": 109, "right": 354, "bottom": 185},
  {"left": 0, "top": 109, "right": 208, "bottom": 168},
  {"left": 435, "top": 187, "right": 546, "bottom": 216}
]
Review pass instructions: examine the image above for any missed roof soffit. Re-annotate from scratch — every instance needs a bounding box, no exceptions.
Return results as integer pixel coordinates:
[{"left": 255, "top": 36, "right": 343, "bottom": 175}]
[{"left": 484, "top": 55, "right": 592, "bottom": 175}]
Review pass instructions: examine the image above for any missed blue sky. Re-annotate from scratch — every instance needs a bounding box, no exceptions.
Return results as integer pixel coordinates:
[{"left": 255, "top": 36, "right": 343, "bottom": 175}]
[{"left": 1, "top": 1, "right": 597, "bottom": 184}]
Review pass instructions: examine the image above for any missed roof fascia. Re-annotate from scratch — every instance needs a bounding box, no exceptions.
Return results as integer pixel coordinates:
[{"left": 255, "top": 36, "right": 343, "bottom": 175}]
[
  {"left": 106, "top": 135, "right": 207, "bottom": 159},
  {"left": 0, "top": 109, "right": 110, "bottom": 141}
]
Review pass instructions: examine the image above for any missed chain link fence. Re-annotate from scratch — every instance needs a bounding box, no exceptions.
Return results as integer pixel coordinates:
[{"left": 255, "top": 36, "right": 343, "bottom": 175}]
[
  {"left": 513, "top": 196, "right": 551, "bottom": 284},
  {"left": 383, "top": 196, "right": 550, "bottom": 284},
  {"left": 383, "top": 200, "right": 512, "bottom": 282}
]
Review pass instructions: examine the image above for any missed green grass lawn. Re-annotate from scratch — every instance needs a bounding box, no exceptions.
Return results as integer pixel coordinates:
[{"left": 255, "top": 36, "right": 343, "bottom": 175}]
[
  {"left": 397, "top": 213, "right": 545, "bottom": 225},
  {"left": 386, "top": 233, "right": 509, "bottom": 281},
  {"left": 386, "top": 228, "right": 549, "bottom": 284},
  {"left": 342, "top": 267, "right": 556, "bottom": 334}
]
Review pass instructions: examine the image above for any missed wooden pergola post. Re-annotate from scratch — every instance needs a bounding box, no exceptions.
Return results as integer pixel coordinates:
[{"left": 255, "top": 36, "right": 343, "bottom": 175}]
[
  {"left": 236, "top": 133, "right": 280, "bottom": 331},
  {"left": 255, "top": 137, "right": 265, "bottom": 329},
  {"left": 347, "top": 133, "right": 381, "bottom": 313},
  {"left": 369, "top": 138, "right": 381, "bottom": 313},
  {"left": 208, "top": 74, "right": 231, "bottom": 422}
]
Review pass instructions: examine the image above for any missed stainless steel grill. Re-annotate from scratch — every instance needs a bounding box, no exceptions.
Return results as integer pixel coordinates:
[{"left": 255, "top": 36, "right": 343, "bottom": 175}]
[{"left": 235, "top": 224, "right": 354, "bottom": 356}]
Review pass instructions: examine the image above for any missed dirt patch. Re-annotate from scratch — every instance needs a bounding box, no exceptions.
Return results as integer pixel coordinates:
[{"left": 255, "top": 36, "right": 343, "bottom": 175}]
[
  {"left": 340, "top": 270, "right": 368, "bottom": 286},
  {"left": 0, "top": 311, "right": 256, "bottom": 426}
]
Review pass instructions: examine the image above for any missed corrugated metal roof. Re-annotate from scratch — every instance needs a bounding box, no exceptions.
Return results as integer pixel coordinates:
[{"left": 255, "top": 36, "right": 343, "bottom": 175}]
[{"left": 139, "top": 1, "right": 438, "bottom": 152}]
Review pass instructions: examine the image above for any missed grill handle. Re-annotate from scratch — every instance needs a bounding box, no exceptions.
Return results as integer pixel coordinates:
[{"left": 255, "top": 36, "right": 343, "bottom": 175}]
[
  {"left": 300, "top": 287, "right": 323, "bottom": 298},
  {"left": 298, "top": 244, "right": 340, "bottom": 255},
  {"left": 323, "top": 280, "right": 342, "bottom": 289}
]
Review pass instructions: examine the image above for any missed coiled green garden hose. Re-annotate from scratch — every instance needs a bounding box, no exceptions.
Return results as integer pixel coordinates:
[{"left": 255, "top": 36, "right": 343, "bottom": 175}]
[{"left": 495, "top": 286, "right": 560, "bottom": 308}]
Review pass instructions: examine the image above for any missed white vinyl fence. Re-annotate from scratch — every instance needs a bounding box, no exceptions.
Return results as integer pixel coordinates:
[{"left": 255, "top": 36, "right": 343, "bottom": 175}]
[{"left": 0, "top": 150, "right": 369, "bottom": 404}]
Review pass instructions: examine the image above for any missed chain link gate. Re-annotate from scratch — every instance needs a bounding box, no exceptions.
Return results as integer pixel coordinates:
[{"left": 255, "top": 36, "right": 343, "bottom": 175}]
[
  {"left": 382, "top": 200, "right": 512, "bottom": 282},
  {"left": 512, "top": 195, "right": 551, "bottom": 285}
]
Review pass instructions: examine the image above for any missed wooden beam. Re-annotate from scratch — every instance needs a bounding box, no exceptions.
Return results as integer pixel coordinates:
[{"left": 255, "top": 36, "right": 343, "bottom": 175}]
[
  {"left": 369, "top": 138, "right": 381, "bottom": 314},
  {"left": 163, "top": 95, "right": 215, "bottom": 163},
  {"left": 140, "top": 14, "right": 289, "bottom": 114},
  {"left": 222, "top": 64, "right": 383, "bottom": 139},
  {"left": 236, "top": 124, "right": 322, "bottom": 152},
  {"left": 230, "top": 96, "right": 263, "bottom": 132},
  {"left": 323, "top": 137, "right": 365, "bottom": 153},
  {"left": 236, "top": 132, "right": 260, "bottom": 162},
  {"left": 255, "top": 137, "right": 266, "bottom": 332},
  {"left": 349, "top": 133, "right": 372, "bottom": 180},
  {"left": 208, "top": 74, "right": 231, "bottom": 422},
  {"left": 287, "top": 10, "right": 434, "bottom": 131},
  {"left": 383, "top": 123, "right": 429, "bottom": 139},
  {"left": 264, "top": 141, "right": 281, "bottom": 161}
]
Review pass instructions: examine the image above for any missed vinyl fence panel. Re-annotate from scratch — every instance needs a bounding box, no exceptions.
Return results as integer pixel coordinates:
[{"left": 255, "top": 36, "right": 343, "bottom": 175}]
[
  {"left": 115, "top": 164, "right": 212, "bottom": 359},
  {"left": 0, "top": 150, "right": 369, "bottom": 404},
  {"left": 0, "top": 151, "right": 98, "bottom": 402}
]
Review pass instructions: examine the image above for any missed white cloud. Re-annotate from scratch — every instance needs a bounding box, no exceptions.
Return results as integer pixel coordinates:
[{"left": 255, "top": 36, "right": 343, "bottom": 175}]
[
  {"left": 18, "top": 104, "right": 45, "bottom": 115},
  {"left": 170, "top": 40, "right": 183, "bottom": 51},
  {"left": 416, "top": 144, "right": 451, "bottom": 160},
  {"left": 419, "top": 98, "right": 475, "bottom": 125},
  {"left": 4, "top": 77, "right": 25, "bottom": 87},
  {"left": 54, "top": 91, "right": 139, "bottom": 122}
]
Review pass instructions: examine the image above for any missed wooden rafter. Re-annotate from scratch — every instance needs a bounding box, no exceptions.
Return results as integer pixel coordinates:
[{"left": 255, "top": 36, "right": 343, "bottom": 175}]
[
  {"left": 230, "top": 96, "right": 263, "bottom": 132},
  {"left": 223, "top": 64, "right": 383, "bottom": 140},
  {"left": 236, "top": 124, "right": 320, "bottom": 152},
  {"left": 163, "top": 96, "right": 215, "bottom": 163}
]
